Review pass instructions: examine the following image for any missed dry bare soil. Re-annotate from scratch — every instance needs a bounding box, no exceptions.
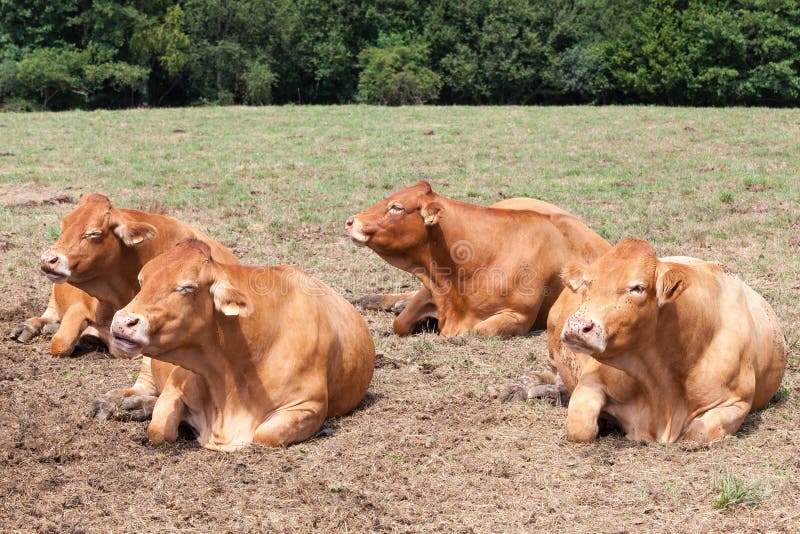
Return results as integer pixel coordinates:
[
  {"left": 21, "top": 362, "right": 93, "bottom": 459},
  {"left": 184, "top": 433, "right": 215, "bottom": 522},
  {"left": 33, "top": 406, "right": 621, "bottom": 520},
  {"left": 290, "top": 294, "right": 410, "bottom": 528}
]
[{"left": 0, "top": 106, "right": 799, "bottom": 532}]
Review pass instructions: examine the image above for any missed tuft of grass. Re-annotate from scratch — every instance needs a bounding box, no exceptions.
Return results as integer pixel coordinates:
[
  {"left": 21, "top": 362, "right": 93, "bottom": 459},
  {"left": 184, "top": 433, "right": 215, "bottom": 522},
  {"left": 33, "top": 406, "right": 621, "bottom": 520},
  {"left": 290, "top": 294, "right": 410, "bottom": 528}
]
[
  {"left": 719, "top": 191, "right": 734, "bottom": 204},
  {"left": 712, "top": 469, "right": 771, "bottom": 510},
  {"left": 410, "top": 338, "right": 435, "bottom": 355}
]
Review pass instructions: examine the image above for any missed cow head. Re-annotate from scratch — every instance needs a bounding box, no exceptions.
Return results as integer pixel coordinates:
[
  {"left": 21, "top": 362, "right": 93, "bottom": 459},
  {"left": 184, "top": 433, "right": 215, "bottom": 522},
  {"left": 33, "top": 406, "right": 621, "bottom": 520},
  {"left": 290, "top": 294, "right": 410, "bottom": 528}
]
[
  {"left": 41, "top": 194, "right": 157, "bottom": 284},
  {"left": 559, "top": 239, "right": 689, "bottom": 358},
  {"left": 110, "top": 240, "right": 251, "bottom": 358},
  {"left": 345, "top": 180, "right": 443, "bottom": 258}
]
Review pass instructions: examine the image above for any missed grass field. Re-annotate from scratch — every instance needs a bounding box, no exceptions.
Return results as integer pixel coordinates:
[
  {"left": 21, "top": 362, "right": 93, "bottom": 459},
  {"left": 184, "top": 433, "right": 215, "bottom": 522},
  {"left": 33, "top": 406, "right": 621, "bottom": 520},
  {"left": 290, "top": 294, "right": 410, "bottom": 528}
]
[{"left": 1, "top": 106, "right": 799, "bottom": 531}]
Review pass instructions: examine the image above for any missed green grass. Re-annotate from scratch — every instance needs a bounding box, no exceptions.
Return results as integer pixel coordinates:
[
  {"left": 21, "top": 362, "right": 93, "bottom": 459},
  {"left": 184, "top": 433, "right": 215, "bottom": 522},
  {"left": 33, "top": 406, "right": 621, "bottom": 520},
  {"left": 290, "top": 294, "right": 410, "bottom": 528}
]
[
  {"left": 2, "top": 104, "right": 797, "bottom": 351},
  {"left": 713, "top": 469, "right": 772, "bottom": 510}
]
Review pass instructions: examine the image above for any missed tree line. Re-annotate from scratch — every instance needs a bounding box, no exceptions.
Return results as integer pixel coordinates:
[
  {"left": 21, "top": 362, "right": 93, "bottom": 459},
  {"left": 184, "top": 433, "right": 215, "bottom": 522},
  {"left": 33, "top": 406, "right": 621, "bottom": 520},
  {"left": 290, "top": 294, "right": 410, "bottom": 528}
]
[{"left": 1, "top": 0, "right": 799, "bottom": 110}]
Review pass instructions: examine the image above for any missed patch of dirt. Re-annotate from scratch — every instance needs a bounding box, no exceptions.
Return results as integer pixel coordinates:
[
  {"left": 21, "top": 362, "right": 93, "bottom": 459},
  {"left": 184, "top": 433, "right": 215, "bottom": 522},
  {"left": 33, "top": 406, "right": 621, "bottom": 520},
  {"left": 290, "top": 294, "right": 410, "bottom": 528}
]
[
  {"left": 1, "top": 305, "right": 798, "bottom": 531},
  {"left": 745, "top": 184, "right": 771, "bottom": 193},
  {"left": 0, "top": 184, "right": 75, "bottom": 209}
]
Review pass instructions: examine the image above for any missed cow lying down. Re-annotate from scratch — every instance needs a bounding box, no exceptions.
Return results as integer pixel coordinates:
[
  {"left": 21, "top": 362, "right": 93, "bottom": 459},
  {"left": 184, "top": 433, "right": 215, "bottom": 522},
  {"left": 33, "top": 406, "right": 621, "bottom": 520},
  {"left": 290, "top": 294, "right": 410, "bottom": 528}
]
[
  {"left": 345, "top": 180, "right": 610, "bottom": 337},
  {"left": 110, "top": 240, "right": 376, "bottom": 451},
  {"left": 542, "top": 238, "right": 786, "bottom": 443}
]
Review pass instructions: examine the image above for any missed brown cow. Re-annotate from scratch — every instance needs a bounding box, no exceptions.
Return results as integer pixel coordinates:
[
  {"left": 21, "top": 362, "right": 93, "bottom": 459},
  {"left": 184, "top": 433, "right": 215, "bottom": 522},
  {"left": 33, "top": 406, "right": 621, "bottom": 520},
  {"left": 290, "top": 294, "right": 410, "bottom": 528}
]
[
  {"left": 10, "top": 283, "right": 102, "bottom": 357},
  {"left": 550, "top": 238, "right": 786, "bottom": 442},
  {"left": 28, "top": 194, "right": 238, "bottom": 439},
  {"left": 345, "top": 181, "right": 610, "bottom": 337},
  {"left": 352, "top": 196, "right": 573, "bottom": 335},
  {"left": 109, "top": 240, "right": 375, "bottom": 451}
]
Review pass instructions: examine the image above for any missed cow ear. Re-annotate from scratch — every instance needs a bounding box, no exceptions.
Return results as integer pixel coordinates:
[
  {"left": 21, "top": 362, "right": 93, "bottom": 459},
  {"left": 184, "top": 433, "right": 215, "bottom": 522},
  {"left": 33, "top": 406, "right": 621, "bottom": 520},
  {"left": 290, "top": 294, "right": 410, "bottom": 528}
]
[
  {"left": 561, "top": 261, "right": 587, "bottom": 292},
  {"left": 421, "top": 202, "right": 443, "bottom": 226},
  {"left": 110, "top": 210, "right": 158, "bottom": 246},
  {"left": 656, "top": 266, "right": 688, "bottom": 306},
  {"left": 113, "top": 220, "right": 158, "bottom": 246},
  {"left": 210, "top": 280, "right": 253, "bottom": 317}
]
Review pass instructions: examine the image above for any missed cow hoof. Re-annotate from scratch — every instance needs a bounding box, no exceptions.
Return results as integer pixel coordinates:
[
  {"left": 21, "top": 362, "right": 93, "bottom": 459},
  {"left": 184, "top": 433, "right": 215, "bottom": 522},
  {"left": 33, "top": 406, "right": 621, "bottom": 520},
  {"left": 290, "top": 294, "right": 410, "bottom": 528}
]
[
  {"left": 42, "top": 322, "right": 60, "bottom": 335},
  {"left": 119, "top": 395, "right": 158, "bottom": 421},
  {"left": 84, "top": 395, "right": 119, "bottom": 420},
  {"left": 391, "top": 299, "right": 410, "bottom": 314},
  {"left": 500, "top": 374, "right": 569, "bottom": 406},
  {"left": 9, "top": 323, "right": 37, "bottom": 343}
]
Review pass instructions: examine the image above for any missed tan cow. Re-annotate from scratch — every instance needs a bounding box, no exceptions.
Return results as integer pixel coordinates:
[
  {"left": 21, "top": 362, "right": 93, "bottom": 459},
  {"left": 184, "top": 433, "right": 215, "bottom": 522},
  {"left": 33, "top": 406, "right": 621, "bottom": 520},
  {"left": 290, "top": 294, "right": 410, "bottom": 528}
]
[
  {"left": 551, "top": 238, "right": 786, "bottom": 443},
  {"left": 10, "top": 282, "right": 102, "bottom": 357},
  {"left": 352, "top": 196, "right": 573, "bottom": 336},
  {"left": 109, "top": 240, "right": 375, "bottom": 451},
  {"left": 345, "top": 181, "right": 610, "bottom": 337},
  {"left": 28, "top": 194, "right": 238, "bottom": 437}
]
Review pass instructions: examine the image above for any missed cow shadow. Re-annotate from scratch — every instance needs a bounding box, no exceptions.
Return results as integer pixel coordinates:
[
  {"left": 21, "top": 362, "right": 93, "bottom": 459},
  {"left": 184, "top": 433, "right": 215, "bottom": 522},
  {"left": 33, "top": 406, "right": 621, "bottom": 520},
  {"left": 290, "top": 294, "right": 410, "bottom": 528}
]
[{"left": 737, "top": 387, "right": 790, "bottom": 438}]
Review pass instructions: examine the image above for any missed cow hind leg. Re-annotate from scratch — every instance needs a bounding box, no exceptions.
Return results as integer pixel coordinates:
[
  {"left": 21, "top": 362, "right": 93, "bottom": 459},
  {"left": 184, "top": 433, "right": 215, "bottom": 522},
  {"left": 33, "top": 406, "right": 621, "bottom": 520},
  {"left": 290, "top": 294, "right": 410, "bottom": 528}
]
[
  {"left": 253, "top": 403, "right": 326, "bottom": 448},
  {"left": 499, "top": 369, "right": 570, "bottom": 406},
  {"left": 472, "top": 311, "right": 533, "bottom": 337},
  {"left": 680, "top": 402, "right": 750, "bottom": 443},
  {"left": 84, "top": 358, "right": 160, "bottom": 420},
  {"left": 351, "top": 291, "right": 418, "bottom": 313}
]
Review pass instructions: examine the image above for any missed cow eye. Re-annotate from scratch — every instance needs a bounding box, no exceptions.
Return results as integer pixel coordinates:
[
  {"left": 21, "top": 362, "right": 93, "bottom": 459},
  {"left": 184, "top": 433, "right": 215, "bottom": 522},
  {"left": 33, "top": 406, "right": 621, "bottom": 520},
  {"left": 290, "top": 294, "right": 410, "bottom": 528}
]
[
  {"left": 176, "top": 285, "right": 197, "bottom": 294},
  {"left": 628, "top": 284, "right": 646, "bottom": 294},
  {"left": 388, "top": 203, "right": 404, "bottom": 214},
  {"left": 83, "top": 231, "right": 103, "bottom": 240}
]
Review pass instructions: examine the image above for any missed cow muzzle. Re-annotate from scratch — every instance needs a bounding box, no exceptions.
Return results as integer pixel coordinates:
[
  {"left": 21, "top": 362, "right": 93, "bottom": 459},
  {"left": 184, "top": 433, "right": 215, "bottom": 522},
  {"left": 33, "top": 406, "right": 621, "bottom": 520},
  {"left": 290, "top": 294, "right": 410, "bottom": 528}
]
[
  {"left": 345, "top": 216, "right": 370, "bottom": 245},
  {"left": 560, "top": 312, "right": 607, "bottom": 355},
  {"left": 110, "top": 310, "right": 149, "bottom": 358},
  {"left": 40, "top": 251, "right": 71, "bottom": 283}
]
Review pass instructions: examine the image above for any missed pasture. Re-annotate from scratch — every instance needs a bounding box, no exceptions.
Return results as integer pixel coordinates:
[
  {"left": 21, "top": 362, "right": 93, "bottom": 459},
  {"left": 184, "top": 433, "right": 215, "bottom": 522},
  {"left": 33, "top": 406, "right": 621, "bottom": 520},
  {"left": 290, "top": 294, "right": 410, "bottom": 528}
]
[{"left": 1, "top": 106, "right": 799, "bottom": 531}]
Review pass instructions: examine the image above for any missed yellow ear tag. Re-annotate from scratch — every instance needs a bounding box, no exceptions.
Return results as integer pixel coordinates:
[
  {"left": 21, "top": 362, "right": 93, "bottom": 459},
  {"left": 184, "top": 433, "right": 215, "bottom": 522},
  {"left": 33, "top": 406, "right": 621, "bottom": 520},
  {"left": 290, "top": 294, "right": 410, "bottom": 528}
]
[
  {"left": 221, "top": 303, "right": 240, "bottom": 316},
  {"left": 130, "top": 236, "right": 144, "bottom": 245}
]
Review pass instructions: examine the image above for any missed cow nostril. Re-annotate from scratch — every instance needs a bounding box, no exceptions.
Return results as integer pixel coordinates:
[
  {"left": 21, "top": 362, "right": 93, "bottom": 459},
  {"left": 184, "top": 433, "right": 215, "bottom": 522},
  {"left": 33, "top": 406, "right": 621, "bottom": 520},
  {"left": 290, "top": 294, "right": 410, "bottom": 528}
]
[
  {"left": 125, "top": 317, "right": 139, "bottom": 328},
  {"left": 581, "top": 321, "right": 595, "bottom": 334},
  {"left": 47, "top": 255, "right": 58, "bottom": 265},
  {"left": 345, "top": 217, "right": 354, "bottom": 228}
]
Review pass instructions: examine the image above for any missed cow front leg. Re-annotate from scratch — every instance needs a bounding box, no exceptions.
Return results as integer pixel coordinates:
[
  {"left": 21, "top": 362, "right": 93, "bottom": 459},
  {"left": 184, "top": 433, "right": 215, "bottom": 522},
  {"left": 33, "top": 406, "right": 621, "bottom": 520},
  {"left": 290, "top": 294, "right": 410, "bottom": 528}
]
[
  {"left": 253, "top": 402, "right": 327, "bottom": 448},
  {"left": 147, "top": 391, "right": 187, "bottom": 444},
  {"left": 565, "top": 382, "right": 607, "bottom": 442},
  {"left": 680, "top": 401, "right": 750, "bottom": 442},
  {"left": 393, "top": 287, "right": 438, "bottom": 336},
  {"left": 49, "top": 306, "right": 91, "bottom": 357},
  {"left": 147, "top": 367, "right": 204, "bottom": 444}
]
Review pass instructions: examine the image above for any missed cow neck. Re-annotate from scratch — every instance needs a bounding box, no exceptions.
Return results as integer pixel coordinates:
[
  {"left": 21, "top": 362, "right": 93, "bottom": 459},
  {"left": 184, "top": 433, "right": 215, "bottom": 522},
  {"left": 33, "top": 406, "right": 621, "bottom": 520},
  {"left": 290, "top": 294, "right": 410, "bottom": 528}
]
[
  {"left": 161, "top": 266, "right": 282, "bottom": 433},
  {"left": 421, "top": 198, "right": 501, "bottom": 305},
  {"left": 73, "top": 249, "right": 144, "bottom": 310},
  {"left": 604, "top": 344, "right": 687, "bottom": 438},
  {"left": 69, "top": 213, "right": 194, "bottom": 308}
]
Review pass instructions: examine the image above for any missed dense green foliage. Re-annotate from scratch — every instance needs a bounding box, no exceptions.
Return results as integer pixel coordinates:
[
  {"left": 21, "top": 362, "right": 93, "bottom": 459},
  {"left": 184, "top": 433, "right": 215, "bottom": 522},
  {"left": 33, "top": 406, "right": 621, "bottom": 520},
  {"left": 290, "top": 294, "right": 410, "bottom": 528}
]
[{"left": 1, "top": 0, "right": 799, "bottom": 109}]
